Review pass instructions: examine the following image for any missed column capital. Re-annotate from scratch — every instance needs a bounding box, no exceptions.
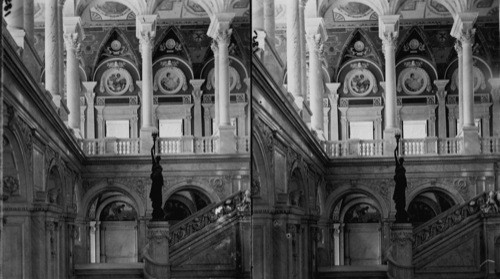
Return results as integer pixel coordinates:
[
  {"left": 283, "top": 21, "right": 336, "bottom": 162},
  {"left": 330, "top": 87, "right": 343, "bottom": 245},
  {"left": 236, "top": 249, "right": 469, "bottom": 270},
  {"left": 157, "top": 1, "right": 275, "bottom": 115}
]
[
  {"left": 136, "top": 14, "right": 157, "bottom": 44},
  {"left": 378, "top": 14, "right": 400, "bottom": 42},
  {"left": 325, "top": 82, "right": 341, "bottom": 103},
  {"left": 190, "top": 79, "right": 205, "bottom": 100},
  {"left": 434, "top": 79, "right": 449, "bottom": 94},
  {"left": 82, "top": 81, "right": 97, "bottom": 93},
  {"left": 63, "top": 17, "right": 84, "bottom": 50},
  {"left": 207, "top": 12, "right": 235, "bottom": 42},
  {"left": 451, "top": 12, "right": 478, "bottom": 43},
  {"left": 210, "top": 39, "right": 219, "bottom": 54},
  {"left": 305, "top": 18, "right": 327, "bottom": 54},
  {"left": 299, "top": 0, "right": 308, "bottom": 8}
]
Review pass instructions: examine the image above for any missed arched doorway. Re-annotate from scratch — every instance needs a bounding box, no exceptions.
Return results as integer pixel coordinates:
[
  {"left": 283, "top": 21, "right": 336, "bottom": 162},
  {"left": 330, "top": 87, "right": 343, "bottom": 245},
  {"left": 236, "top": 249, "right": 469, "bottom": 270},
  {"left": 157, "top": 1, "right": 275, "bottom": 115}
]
[
  {"left": 408, "top": 190, "right": 455, "bottom": 226},
  {"left": 88, "top": 191, "right": 139, "bottom": 263},
  {"left": 331, "top": 192, "right": 383, "bottom": 266},
  {"left": 163, "top": 188, "right": 211, "bottom": 224}
]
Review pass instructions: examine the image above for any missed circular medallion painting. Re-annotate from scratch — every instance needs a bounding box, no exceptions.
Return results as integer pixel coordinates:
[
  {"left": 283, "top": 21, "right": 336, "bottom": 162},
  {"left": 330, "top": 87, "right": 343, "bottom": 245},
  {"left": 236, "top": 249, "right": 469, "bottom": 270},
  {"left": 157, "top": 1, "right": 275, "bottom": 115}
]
[
  {"left": 451, "top": 66, "right": 487, "bottom": 92},
  {"left": 397, "top": 67, "right": 431, "bottom": 95},
  {"left": 343, "top": 68, "right": 377, "bottom": 96},
  {"left": 153, "top": 66, "right": 187, "bottom": 94},
  {"left": 207, "top": 66, "right": 242, "bottom": 92},
  {"left": 99, "top": 67, "right": 134, "bottom": 95}
]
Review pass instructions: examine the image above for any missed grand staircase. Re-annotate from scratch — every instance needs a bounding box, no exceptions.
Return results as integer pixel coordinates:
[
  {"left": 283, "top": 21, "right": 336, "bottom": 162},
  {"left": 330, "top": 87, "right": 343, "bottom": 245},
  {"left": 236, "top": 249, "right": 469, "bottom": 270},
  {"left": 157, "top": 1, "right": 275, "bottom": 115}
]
[
  {"left": 75, "top": 191, "right": 250, "bottom": 279},
  {"left": 411, "top": 191, "right": 496, "bottom": 279}
]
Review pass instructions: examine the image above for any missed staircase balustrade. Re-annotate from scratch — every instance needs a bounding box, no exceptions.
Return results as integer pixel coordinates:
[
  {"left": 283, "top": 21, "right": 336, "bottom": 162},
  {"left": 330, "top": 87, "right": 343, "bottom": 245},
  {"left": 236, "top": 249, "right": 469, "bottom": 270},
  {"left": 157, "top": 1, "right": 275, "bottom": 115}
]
[
  {"left": 413, "top": 192, "right": 490, "bottom": 250},
  {"left": 168, "top": 190, "right": 250, "bottom": 248}
]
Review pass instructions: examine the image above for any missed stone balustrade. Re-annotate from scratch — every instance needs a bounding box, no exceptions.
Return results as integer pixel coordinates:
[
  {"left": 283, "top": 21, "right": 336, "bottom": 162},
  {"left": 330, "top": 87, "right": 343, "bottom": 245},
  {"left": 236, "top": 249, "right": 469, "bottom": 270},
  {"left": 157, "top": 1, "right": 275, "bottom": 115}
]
[
  {"left": 79, "top": 136, "right": 250, "bottom": 156},
  {"left": 321, "top": 136, "right": 500, "bottom": 157}
]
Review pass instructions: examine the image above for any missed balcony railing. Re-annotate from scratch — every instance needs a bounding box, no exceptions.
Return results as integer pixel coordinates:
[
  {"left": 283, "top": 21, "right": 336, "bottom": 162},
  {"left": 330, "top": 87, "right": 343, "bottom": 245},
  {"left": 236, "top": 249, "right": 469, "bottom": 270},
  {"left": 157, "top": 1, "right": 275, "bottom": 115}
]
[
  {"left": 79, "top": 135, "right": 250, "bottom": 156},
  {"left": 323, "top": 136, "right": 498, "bottom": 158}
]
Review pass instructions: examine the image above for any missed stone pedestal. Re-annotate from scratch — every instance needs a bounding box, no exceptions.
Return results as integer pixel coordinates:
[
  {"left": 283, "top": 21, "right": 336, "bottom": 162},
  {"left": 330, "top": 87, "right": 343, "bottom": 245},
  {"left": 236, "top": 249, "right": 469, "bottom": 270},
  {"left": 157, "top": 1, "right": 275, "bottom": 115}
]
[
  {"left": 389, "top": 223, "right": 414, "bottom": 279},
  {"left": 217, "top": 125, "right": 236, "bottom": 153},
  {"left": 383, "top": 128, "right": 400, "bottom": 156},
  {"left": 144, "top": 222, "right": 170, "bottom": 279},
  {"left": 461, "top": 126, "right": 480, "bottom": 154},
  {"left": 140, "top": 127, "right": 157, "bottom": 154}
]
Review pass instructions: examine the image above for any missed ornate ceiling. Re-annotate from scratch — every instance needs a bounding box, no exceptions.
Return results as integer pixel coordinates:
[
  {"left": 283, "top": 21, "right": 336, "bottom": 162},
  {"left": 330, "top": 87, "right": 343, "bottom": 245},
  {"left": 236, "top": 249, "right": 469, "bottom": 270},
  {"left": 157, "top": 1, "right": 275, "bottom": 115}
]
[
  {"left": 274, "top": 0, "right": 498, "bottom": 27},
  {"left": 34, "top": 0, "right": 250, "bottom": 26}
]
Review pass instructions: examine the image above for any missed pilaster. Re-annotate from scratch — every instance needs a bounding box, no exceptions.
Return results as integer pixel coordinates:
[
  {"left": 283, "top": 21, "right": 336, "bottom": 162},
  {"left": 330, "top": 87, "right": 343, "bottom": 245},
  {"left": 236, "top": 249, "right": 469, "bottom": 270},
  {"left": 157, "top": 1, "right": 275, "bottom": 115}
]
[
  {"left": 434, "top": 79, "right": 449, "bottom": 138},
  {"left": 82, "top": 82, "right": 97, "bottom": 139},
  {"left": 326, "top": 83, "right": 341, "bottom": 141},
  {"left": 190, "top": 79, "right": 205, "bottom": 137}
]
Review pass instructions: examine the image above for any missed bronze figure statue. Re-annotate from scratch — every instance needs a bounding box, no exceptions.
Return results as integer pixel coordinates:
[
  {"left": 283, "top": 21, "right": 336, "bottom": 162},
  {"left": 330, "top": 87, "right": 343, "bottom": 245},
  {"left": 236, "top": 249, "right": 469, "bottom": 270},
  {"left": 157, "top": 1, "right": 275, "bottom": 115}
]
[
  {"left": 393, "top": 134, "right": 409, "bottom": 223},
  {"left": 150, "top": 132, "right": 165, "bottom": 221}
]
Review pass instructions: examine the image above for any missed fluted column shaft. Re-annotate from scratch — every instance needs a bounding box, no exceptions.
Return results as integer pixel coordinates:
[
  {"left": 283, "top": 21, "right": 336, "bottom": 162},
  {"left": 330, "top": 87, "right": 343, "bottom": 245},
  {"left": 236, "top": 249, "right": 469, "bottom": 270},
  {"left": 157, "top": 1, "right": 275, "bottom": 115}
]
[
  {"left": 286, "top": 0, "right": 302, "bottom": 104},
  {"left": 64, "top": 33, "right": 81, "bottom": 129},
  {"left": 461, "top": 31, "right": 475, "bottom": 127},
  {"left": 45, "top": 0, "right": 60, "bottom": 105}
]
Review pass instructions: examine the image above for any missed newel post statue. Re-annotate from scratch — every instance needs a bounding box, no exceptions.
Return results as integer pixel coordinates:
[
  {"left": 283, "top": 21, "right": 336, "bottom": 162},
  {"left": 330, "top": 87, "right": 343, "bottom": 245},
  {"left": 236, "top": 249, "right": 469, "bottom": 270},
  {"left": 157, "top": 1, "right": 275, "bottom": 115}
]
[
  {"left": 144, "top": 131, "right": 171, "bottom": 279},
  {"left": 387, "top": 133, "right": 414, "bottom": 278}
]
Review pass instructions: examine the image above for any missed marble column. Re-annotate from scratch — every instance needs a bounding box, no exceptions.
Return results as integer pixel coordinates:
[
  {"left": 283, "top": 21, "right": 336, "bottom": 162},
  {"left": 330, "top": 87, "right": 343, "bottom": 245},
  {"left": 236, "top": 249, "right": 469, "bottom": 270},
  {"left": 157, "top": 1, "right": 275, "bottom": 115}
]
[
  {"left": 326, "top": 83, "right": 341, "bottom": 141},
  {"left": 454, "top": 41, "right": 464, "bottom": 134},
  {"left": 263, "top": 0, "right": 275, "bottom": 45},
  {"left": 434, "top": 80, "right": 449, "bottom": 138},
  {"left": 286, "top": 0, "right": 303, "bottom": 108},
  {"left": 63, "top": 17, "right": 84, "bottom": 134},
  {"left": 452, "top": 12, "right": 480, "bottom": 154},
  {"left": 45, "top": 0, "right": 61, "bottom": 107},
  {"left": 379, "top": 15, "right": 400, "bottom": 155},
  {"left": 489, "top": 78, "right": 500, "bottom": 136},
  {"left": 299, "top": 0, "right": 308, "bottom": 102},
  {"left": 191, "top": 79, "right": 205, "bottom": 137},
  {"left": 306, "top": 18, "right": 327, "bottom": 140},
  {"left": 58, "top": 0, "right": 65, "bottom": 103},
  {"left": 136, "top": 15, "right": 158, "bottom": 152},
  {"left": 208, "top": 13, "right": 237, "bottom": 153},
  {"left": 211, "top": 41, "right": 220, "bottom": 133},
  {"left": 82, "top": 82, "right": 97, "bottom": 139}
]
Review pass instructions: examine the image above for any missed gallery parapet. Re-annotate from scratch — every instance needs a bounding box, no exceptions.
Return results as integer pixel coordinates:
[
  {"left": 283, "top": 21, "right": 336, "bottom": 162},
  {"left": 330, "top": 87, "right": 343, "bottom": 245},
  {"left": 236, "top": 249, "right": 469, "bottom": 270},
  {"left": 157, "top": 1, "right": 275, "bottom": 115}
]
[{"left": 79, "top": 135, "right": 249, "bottom": 156}]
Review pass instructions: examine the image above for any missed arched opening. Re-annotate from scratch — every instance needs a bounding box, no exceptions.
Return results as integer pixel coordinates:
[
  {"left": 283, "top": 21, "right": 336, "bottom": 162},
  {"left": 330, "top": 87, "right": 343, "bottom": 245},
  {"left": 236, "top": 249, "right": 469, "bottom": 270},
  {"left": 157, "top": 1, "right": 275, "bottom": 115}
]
[
  {"left": 408, "top": 190, "right": 455, "bottom": 226},
  {"left": 163, "top": 188, "right": 211, "bottom": 224},
  {"left": 88, "top": 190, "right": 139, "bottom": 263},
  {"left": 331, "top": 192, "right": 383, "bottom": 266}
]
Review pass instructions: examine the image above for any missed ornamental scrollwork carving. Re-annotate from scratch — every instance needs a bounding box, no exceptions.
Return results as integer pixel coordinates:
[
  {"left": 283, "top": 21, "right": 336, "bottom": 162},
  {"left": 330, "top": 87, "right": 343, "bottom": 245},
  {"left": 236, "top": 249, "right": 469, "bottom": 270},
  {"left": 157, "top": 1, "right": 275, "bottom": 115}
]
[
  {"left": 153, "top": 60, "right": 188, "bottom": 94},
  {"left": 147, "top": 227, "right": 171, "bottom": 244},
  {"left": 3, "top": 176, "right": 20, "bottom": 198},
  {"left": 99, "top": 61, "right": 134, "bottom": 95},
  {"left": 390, "top": 230, "right": 414, "bottom": 246}
]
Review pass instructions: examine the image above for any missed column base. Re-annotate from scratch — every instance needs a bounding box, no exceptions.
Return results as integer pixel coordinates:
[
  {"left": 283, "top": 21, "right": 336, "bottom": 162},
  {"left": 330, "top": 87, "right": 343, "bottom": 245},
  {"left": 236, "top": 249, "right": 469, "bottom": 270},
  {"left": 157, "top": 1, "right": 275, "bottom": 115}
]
[
  {"left": 215, "top": 125, "right": 236, "bottom": 154},
  {"left": 140, "top": 127, "right": 158, "bottom": 154},
  {"left": 460, "top": 126, "right": 481, "bottom": 155},
  {"left": 384, "top": 128, "right": 401, "bottom": 156}
]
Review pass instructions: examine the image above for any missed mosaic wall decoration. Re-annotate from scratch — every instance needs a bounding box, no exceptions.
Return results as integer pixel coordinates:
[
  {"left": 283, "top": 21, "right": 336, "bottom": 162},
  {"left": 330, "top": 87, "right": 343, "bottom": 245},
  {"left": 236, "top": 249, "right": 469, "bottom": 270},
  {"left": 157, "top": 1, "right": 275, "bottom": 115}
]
[
  {"left": 90, "top": 2, "right": 135, "bottom": 21},
  {"left": 100, "top": 201, "right": 137, "bottom": 221}
]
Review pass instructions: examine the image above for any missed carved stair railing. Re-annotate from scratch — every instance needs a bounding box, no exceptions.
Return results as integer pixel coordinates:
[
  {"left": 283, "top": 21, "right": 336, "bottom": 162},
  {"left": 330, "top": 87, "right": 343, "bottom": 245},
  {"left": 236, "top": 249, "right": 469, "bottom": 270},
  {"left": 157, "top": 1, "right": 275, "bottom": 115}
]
[
  {"left": 413, "top": 192, "right": 490, "bottom": 252},
  {"left": 168, "top": 190, "right": 250, "bottom": 250}
]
